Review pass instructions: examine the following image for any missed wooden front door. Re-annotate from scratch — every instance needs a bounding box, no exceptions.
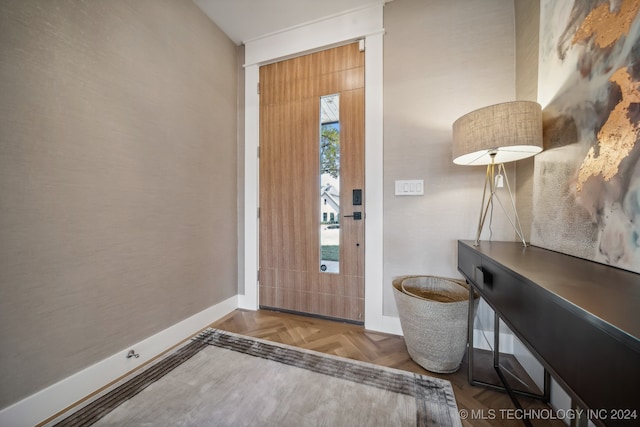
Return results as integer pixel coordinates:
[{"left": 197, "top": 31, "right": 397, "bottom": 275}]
[{"left": 258, "top": 43, "right": 365, "bottom": 322}]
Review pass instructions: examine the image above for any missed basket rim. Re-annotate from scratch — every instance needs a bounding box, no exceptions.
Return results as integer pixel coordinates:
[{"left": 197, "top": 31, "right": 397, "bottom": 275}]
[{"left": 397, "top": 275, "right": 476, "bottom": 303}]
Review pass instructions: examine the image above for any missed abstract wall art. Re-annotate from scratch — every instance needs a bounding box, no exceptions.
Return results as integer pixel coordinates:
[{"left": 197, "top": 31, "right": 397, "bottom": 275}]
[{"left": 533, "top": 0, "right": 640, "bottom": 273}]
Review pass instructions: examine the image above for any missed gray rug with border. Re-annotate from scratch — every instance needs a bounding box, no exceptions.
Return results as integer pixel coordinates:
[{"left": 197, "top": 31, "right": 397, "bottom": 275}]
[{"left": 53, "top": 328, "right": 462, "bottom": 427}]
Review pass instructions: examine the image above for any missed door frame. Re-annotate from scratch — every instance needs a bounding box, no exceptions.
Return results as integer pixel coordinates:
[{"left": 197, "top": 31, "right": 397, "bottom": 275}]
[{"left": 240, "top": 4, "right": 393, "bottom": 334}]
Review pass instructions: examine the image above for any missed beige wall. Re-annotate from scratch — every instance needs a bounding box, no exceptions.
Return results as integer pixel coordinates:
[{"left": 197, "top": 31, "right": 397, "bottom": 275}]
[
  {"left": 514, "top": 0, "right": 540, "bottom": 242},
  {"left": 0, "top": 0, "right": 238, "bottom": 408},
  {"left": 383, "top": 0, "right": 516, "bottom": 315}
]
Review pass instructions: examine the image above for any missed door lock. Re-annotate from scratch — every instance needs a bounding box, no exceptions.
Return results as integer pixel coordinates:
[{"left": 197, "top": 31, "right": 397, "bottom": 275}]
[
  {"left": 352, "top": 189, "right": 362, "bottom": 205},
  {"left": 344, "top": 212, "right": 362, "bottom": 220}
]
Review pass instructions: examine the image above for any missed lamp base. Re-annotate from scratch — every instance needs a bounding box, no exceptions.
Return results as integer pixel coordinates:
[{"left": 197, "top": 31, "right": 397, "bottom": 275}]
[{"left": 474, "top": 161, "right": 527, "bottom": 247}]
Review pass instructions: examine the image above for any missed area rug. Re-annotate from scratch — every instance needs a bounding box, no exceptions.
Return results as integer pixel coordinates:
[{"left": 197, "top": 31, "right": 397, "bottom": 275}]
[{"left": 53, "top": 329, "right": 461, "bottom": 427}]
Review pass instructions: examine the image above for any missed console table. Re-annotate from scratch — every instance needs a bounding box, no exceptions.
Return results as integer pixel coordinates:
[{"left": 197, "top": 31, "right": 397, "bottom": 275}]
[{"left": 457, "top": 240, "right": 640, "bottom": 427}]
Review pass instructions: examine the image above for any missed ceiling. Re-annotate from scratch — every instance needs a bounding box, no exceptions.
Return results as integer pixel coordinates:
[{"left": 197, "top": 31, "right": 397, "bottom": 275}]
[{"left": 193, "top": 0, "right": 387, "bottom": 45}]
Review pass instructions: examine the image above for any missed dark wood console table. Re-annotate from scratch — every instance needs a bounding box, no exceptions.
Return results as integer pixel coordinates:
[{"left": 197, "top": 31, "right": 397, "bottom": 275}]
[{"left": 457, "top": 240, "right": 640, "bottom": 427}]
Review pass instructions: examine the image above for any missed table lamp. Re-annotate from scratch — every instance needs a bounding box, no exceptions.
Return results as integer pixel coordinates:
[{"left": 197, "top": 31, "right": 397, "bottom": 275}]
[{"left": 452, "top": 101, "right": 543, "bottom": 246}]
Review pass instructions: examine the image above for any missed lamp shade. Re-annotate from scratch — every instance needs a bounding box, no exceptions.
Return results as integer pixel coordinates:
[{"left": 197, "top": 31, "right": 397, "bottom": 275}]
[{"left": 452, "top": 101, "right": 543, "bottom": 166}]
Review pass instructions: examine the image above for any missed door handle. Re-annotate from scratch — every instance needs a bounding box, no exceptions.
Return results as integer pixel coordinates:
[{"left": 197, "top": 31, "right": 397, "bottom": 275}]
[{"left": 343, "top": 212, "right": 362, "bottom": 220}]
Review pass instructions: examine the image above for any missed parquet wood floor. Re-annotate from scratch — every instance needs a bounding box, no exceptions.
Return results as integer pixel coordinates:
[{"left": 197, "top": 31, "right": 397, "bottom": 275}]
[{"left": 210, "top": 309, "right": 566, "bottom": 427}]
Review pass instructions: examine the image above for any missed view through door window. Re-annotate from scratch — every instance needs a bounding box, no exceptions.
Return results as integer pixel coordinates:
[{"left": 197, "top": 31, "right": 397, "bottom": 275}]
[{"left": 320, "top": 93, "right": 340, "bottom": 273}]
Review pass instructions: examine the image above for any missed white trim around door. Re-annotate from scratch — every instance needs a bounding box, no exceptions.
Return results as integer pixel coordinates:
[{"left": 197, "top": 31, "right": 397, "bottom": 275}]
[{"left": 240, "top": 4, "right": 389, "bottom": 334}]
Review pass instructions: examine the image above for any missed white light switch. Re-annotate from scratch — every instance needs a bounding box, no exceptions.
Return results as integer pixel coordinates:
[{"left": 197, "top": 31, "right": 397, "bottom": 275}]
[{"left": 395, "top": 180, "right": 424, "bottom": 196}]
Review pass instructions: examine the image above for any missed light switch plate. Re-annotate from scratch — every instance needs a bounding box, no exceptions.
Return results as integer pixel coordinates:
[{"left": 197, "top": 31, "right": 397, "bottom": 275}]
[{"left": 395, "top": 179, "right": 424, "bottom": 196}]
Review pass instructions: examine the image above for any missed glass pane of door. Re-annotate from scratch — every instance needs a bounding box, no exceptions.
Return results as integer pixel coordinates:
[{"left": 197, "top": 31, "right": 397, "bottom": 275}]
[{"left": 320, "top": 93, "right": 340, "bottom": 273}]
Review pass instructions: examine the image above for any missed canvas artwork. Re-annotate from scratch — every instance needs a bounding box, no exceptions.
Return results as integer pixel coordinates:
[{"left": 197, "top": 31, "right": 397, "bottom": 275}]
[{"left": 532, "top": 0, "right": 640, "bottom": 273}]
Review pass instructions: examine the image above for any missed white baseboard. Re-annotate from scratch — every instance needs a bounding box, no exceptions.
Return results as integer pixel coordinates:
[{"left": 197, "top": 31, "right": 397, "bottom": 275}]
[
  {"left": 371, "top": 317, "right": 516, "bottom": 351},
  {"left": 550, "top": 378, "right": 572, "bottom": 426},
  {"left": 379, "top": 315, "right": 403, "bottom": 336},
  {"left": 513, "top": 339, "right": 546, "bottom": 391},
  {"left": 472, "top": 328, "right": 514, "bottom": 354},
  {"left": 376, "top": 318, "right": 516, "bottom": 350},
  {"left": 237, "top": 293, "right": 258, "bottom": 310},
  {"left": 0, "top": 295, "right": 238, "bottom": 427}
]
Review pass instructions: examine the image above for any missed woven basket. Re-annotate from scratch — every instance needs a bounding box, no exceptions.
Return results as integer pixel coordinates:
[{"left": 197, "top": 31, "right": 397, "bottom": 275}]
[{"left": 392, "top": 275, "right": 477, "bottom": 374}]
